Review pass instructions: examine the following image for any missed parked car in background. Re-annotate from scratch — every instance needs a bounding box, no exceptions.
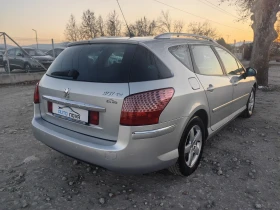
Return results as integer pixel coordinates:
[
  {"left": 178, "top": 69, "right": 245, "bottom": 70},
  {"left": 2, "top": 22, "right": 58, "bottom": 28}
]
[
  {"left": 45, "top": 47, "right": 65, "bottom": 58},
  {"left": 0, "top": 50, "right": 5, "bottom": 66},
  {"left": 3, "top": 47, "right": 54, "bottom": 72},
  {"left": 32, "top": 33, "right": 257, "bottom": 176}
]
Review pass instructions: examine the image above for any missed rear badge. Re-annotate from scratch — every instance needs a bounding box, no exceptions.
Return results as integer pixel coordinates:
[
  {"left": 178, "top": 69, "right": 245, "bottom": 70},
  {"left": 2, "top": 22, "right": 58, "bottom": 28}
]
[
  {"left": 106, "top": 99, "right": 117, "bottom": 104},
  {"left": 64, "top": 88, "right": 70, "bottom": 98}
]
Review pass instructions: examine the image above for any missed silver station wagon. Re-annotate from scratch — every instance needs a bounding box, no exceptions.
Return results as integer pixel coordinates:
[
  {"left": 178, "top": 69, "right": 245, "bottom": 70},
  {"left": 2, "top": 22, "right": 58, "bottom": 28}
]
[{"left": 32, "top": 33, "right": 257, "bottom": 176}]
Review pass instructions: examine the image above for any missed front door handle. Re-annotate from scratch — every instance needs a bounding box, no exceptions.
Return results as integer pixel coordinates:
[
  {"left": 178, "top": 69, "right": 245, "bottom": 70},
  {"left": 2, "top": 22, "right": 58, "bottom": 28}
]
[{"left": 207, "top": 84, "right": 214, "bottom": 92}]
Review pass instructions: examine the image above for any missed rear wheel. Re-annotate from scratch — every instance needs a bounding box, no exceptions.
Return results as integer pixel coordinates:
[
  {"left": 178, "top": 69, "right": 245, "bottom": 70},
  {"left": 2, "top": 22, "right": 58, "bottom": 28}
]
[
  {"left": 24, "top": 63, "right": 31, "bottom": 73},
  {"left": 241, "top": 87, "right": 255, "bottom": 118},
  {"left": 169, "top": 116, "right": 205, "bottom": 176}
]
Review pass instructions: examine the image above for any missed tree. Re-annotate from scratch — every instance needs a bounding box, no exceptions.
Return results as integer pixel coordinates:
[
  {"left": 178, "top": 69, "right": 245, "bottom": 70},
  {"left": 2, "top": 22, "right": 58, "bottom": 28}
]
[
  {"left": 81, "top": 9, "right": 98, "bottom": 39},
  {"left": 106, "top": 10, "right": 122, "bottom": 36},
  {"left": 64, "top": 14, "right": 80, "bottom": 42},
  {"left": 174, "top": 20, "right": 185, "bottom": 33},
  {"left": 158, "top": 10, "right": 172, "bottom": 33},
  {"left": 221, "top": 0, "right": 280, "bottom": 86},
  {"left": 216, "top": 38, "right": 232, "bottom": 50},
  {"left": 126, "top": 17, "right": 157, "bottom": 36},
  {"left": 97, "top": 15, "right": 106, "bottom": 37},
  {"left": 187, "top": 21, "right": 218, "bottom": 38}
]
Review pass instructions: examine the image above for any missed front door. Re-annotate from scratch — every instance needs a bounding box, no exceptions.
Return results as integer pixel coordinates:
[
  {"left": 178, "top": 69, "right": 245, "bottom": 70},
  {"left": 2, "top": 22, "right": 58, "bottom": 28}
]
[
  {"left": 214, "top": 47, "right": 255, "bottom": 113},
  {"left": 190, "top": 45, "right": 234, "bottom": 129}
]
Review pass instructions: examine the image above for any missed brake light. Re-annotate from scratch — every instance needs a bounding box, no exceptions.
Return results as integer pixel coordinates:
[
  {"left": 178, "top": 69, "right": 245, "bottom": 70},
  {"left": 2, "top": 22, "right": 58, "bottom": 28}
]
[
  {"left": 47, "top": 101, "right": 53, "bottom": 113},
  {"left": 120, "top": 88, "right": 175, "bottom": 126},
  {"left": 89, "top": 111, "right": 99, "bottom": 125},
  {"left": 34, "top": 82, "right": 40, "bottom": 104}
]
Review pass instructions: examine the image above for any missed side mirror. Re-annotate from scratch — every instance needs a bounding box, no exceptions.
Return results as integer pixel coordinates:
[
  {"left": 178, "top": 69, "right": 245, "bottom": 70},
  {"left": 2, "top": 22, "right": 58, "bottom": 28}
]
[{"left": 246, "top": 67, "right": 257, "bottom": 77}]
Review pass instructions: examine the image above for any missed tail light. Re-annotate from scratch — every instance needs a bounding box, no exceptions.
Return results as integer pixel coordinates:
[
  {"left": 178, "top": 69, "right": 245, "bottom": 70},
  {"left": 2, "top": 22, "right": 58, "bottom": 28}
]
[
  {"left": 34, "top": 82, "right": 40, "bottom": 104},
  {"left": 89, "top": 111, "right": 99, "bottom": 125},
  {"left": 120, "top": 88, "right": 174, "bottom": 126}
]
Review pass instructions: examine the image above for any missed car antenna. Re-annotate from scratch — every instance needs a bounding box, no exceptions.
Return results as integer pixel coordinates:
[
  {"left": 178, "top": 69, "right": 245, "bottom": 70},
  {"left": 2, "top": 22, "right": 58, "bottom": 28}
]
[{"left": 116, "top": 0, "right": 134, "bottom": 38}]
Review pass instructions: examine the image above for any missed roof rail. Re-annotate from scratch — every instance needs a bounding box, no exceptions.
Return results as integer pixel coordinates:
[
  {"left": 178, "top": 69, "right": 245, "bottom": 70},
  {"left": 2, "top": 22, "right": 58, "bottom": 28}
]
[{"left": 154, "top": 33, "right": 215, "bottom": 42}]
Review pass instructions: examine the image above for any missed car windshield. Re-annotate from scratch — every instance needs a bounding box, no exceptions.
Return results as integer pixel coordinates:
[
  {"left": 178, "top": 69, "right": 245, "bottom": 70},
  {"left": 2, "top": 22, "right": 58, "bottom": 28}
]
[{"left": 24, "top": 49, "right": 45, "bottom": 56}]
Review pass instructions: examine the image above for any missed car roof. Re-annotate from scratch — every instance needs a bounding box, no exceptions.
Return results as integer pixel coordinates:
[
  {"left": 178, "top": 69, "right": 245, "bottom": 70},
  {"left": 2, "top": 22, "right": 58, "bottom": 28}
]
[{"left": 68, "top": 33, "right": 216, "bottom": 47}]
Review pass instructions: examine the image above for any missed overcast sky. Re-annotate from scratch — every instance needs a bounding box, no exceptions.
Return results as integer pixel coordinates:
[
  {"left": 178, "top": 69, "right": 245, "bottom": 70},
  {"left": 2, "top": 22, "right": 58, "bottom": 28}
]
[{"left": 0, "top": 0, "right": 253, "bottom": 45}]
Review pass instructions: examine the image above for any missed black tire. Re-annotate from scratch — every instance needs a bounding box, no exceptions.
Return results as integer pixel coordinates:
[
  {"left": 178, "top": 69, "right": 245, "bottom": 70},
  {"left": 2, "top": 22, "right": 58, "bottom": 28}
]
[
  {"left": 169, "top": 116, "right": 205, "bottom": 176},
  {"left": 241, "top": 87, "right": 256, "bottom": 118},
  {"left": 24, "top": 63, "right": 31, "bottom": 73}
]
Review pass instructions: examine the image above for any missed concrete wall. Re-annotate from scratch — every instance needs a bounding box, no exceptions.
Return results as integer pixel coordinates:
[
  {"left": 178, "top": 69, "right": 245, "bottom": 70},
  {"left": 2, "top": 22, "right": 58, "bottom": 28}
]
[{"left": 0, "top": 72, "right": 44, "bottom": 85}]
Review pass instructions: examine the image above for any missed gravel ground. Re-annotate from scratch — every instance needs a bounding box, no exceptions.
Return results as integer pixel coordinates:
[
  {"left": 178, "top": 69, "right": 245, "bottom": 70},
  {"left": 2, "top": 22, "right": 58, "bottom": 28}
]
[{"left": 0, "top": 67, "right": 280, "bottom": 210}]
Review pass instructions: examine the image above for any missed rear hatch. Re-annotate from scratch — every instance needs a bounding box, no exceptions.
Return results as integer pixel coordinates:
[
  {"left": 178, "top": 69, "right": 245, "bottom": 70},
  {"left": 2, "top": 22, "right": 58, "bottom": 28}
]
[{"left": 39, "top": 43, "right": 136, "bottom": 141}]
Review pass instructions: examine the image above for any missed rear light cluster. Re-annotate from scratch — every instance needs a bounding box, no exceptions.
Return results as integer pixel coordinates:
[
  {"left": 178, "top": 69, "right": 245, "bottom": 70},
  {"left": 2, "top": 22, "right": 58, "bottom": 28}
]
[
  {"left": 34, "top": 82, "right": 40, "bottom": 104},
  {"left": 120, "top": 88, "right": 174, "bottom": 126},
  {"left": 89, "top": 111, "right": 99, "bottom": 125}
]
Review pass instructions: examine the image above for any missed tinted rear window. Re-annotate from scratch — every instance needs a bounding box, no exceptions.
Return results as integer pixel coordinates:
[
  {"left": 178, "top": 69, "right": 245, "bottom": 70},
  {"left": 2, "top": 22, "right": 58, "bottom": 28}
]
[{"left": 46, "top": 43, "right": 173, "bottom": 83}]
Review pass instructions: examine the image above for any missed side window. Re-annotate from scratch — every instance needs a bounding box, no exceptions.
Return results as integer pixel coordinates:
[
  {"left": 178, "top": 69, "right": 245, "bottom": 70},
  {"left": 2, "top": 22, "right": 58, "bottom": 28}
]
[
  {"left": 130, "top": 46, "right": 173, "bottom": 82},
  {"left": 190, "top": 45, "right": 223, "bottom": 75},
  {"left": 215, "top": 47, "right": 241, "bottom": 75},
  {"left": 169, "top": 45, "right": 192, "bottom": 70},
  {"left": 15, "top": 49, "right": 23, "bottom": 56},
  {"left": 236, "top": 60, "right": 246, "bottom": 75},
  {"left": 8, "top": 49, "right": 15, "bottom": 56}
]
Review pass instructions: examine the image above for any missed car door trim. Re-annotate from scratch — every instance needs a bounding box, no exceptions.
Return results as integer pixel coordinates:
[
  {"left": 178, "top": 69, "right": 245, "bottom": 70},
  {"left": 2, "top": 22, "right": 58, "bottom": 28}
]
[
  {"left": 212, "top": 93, "right": 249, "bottom": 113},
  {"left": 42, "top": 95, "right": 106, "bottom": 112},
  {"left": 132, "top": 125, "right": 176, "bottom": 140}
]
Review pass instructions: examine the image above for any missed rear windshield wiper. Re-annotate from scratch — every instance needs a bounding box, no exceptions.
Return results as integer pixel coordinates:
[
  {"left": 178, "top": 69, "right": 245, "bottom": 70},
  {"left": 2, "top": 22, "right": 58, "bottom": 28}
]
[{"left": 51, "top": 69, "right": 79, "bottom": 80}]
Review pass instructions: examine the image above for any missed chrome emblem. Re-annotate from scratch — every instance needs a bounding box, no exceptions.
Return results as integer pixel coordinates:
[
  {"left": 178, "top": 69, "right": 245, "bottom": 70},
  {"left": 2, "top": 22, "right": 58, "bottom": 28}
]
[{"left": 64, "top": 88, "right": 70, "bottom": 98}]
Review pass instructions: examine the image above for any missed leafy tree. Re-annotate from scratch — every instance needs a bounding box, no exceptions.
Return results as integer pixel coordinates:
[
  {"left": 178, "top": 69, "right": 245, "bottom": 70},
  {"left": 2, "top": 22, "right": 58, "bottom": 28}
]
[
  {"left": 221, "top": 0, "right": 280, "bottom": 86},
  {"left": 216, "top": 38, "right": 232, "bottom": 50}
]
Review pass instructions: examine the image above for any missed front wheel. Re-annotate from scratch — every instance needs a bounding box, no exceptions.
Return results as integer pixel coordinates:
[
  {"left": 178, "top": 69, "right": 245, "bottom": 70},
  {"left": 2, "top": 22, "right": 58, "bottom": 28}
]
[
  {"left": 241, "top": 87, "right": 256, "bottom": 118},
  {"left": 24, "top": 63, "right": 31, "bottom": 73},
  {"left": 169, "top": 116, "right": 205, "bottom": 176}
]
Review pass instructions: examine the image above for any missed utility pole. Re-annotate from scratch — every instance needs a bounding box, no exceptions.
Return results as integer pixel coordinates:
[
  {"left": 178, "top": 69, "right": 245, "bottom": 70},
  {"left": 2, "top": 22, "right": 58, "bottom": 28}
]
[{"left": 32, "top": 29, "right": 38, "bottom": 49}]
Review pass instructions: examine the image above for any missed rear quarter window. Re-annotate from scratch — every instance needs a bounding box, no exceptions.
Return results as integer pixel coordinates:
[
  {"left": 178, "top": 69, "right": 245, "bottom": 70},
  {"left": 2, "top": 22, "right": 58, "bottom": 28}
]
[
  {"left": 169, "top": 45, "right": 192, "bottom": 70},
  {"left": 129, "top": 45, "right": 173, "bottom": 82}
]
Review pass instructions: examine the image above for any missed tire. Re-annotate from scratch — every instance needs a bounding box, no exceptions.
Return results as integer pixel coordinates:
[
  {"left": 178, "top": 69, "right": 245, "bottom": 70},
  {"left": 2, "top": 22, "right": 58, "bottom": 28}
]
[
  {"left": 24, "top": 63, "right": 31, "bottom": 73},
  {"left": 241, "top": 87, "right": 256, "bottom": 118},
  {"left": 169, "top": 116, "right": 205, "bottom": 176}
]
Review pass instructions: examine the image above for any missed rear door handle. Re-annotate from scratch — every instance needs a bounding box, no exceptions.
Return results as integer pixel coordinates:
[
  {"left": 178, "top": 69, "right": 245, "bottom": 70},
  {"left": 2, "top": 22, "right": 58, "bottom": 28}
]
[{"left": 207, "top": 84, "right": 214, "bottom": 92}]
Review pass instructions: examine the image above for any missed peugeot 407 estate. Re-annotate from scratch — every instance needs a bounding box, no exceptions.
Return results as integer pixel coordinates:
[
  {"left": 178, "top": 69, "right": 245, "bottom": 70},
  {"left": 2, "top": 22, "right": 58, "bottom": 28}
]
[{"left": 32, "top": 33, "right": 257, "bottom": 176}]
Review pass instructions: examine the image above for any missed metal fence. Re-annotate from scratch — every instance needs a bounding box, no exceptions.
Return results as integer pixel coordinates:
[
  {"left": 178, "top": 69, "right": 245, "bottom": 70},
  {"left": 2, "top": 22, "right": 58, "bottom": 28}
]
[{"left": 0, "top": 32, "right": 67, "bottom": 74}]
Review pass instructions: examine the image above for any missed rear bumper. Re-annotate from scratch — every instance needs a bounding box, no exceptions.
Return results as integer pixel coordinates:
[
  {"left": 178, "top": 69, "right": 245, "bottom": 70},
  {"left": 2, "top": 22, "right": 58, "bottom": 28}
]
[{"left": 32, "top": 107, "right": 187, "bottom": 174}]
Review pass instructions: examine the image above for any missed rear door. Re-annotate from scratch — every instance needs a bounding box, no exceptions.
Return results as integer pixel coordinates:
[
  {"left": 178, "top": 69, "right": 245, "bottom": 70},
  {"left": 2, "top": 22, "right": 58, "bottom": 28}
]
[
  {"left": 39, "top": 43, "right": 136, "bottom": 141},
  {"left": 214, "top": 47, "right": 254, "bottom": 112},
  {"left": 190, "top": 45, "right": 234, "bottom": 129},
  {"left": 15, "top": 48, "right": 25, "bottom": 68},
  {"left": 7, "top": 49, "right": 16, "bottom": 68}
]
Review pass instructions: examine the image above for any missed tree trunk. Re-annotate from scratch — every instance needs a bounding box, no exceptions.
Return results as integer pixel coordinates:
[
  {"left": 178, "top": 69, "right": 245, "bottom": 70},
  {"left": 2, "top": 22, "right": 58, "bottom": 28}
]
[{"left": 250, "top": 0, "right": 280, "bottom": 86}]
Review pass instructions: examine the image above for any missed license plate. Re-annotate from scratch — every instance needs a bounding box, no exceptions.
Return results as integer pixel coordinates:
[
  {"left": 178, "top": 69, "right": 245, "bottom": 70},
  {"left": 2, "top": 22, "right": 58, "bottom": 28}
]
[{"left": 52, "top": 103, "right": 88, "bottom": 123}]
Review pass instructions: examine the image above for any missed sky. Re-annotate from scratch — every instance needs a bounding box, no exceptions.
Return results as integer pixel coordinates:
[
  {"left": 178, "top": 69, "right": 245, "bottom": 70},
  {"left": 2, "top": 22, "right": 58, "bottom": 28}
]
[{"left": 0, "top": 0, "right": 253, "bottom": 45}]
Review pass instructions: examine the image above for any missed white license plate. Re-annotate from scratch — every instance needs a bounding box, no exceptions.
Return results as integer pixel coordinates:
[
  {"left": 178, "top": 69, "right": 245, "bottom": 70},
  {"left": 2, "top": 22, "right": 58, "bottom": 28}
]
[{"left": 52, "top": 103, "right": 88, "bottom": 123}]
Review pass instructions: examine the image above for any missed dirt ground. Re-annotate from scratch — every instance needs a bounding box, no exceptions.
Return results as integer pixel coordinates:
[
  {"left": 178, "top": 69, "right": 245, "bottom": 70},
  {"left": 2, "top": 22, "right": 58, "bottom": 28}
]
[{"left": 0, "top": 66, "right": 279, "bottom": 210}]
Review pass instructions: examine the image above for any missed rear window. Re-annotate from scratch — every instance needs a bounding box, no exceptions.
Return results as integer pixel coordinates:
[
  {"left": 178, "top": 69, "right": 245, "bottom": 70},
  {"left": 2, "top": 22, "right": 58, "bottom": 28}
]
[{"left": 46, "top": 43, "right": 173, "bottom": 83}]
